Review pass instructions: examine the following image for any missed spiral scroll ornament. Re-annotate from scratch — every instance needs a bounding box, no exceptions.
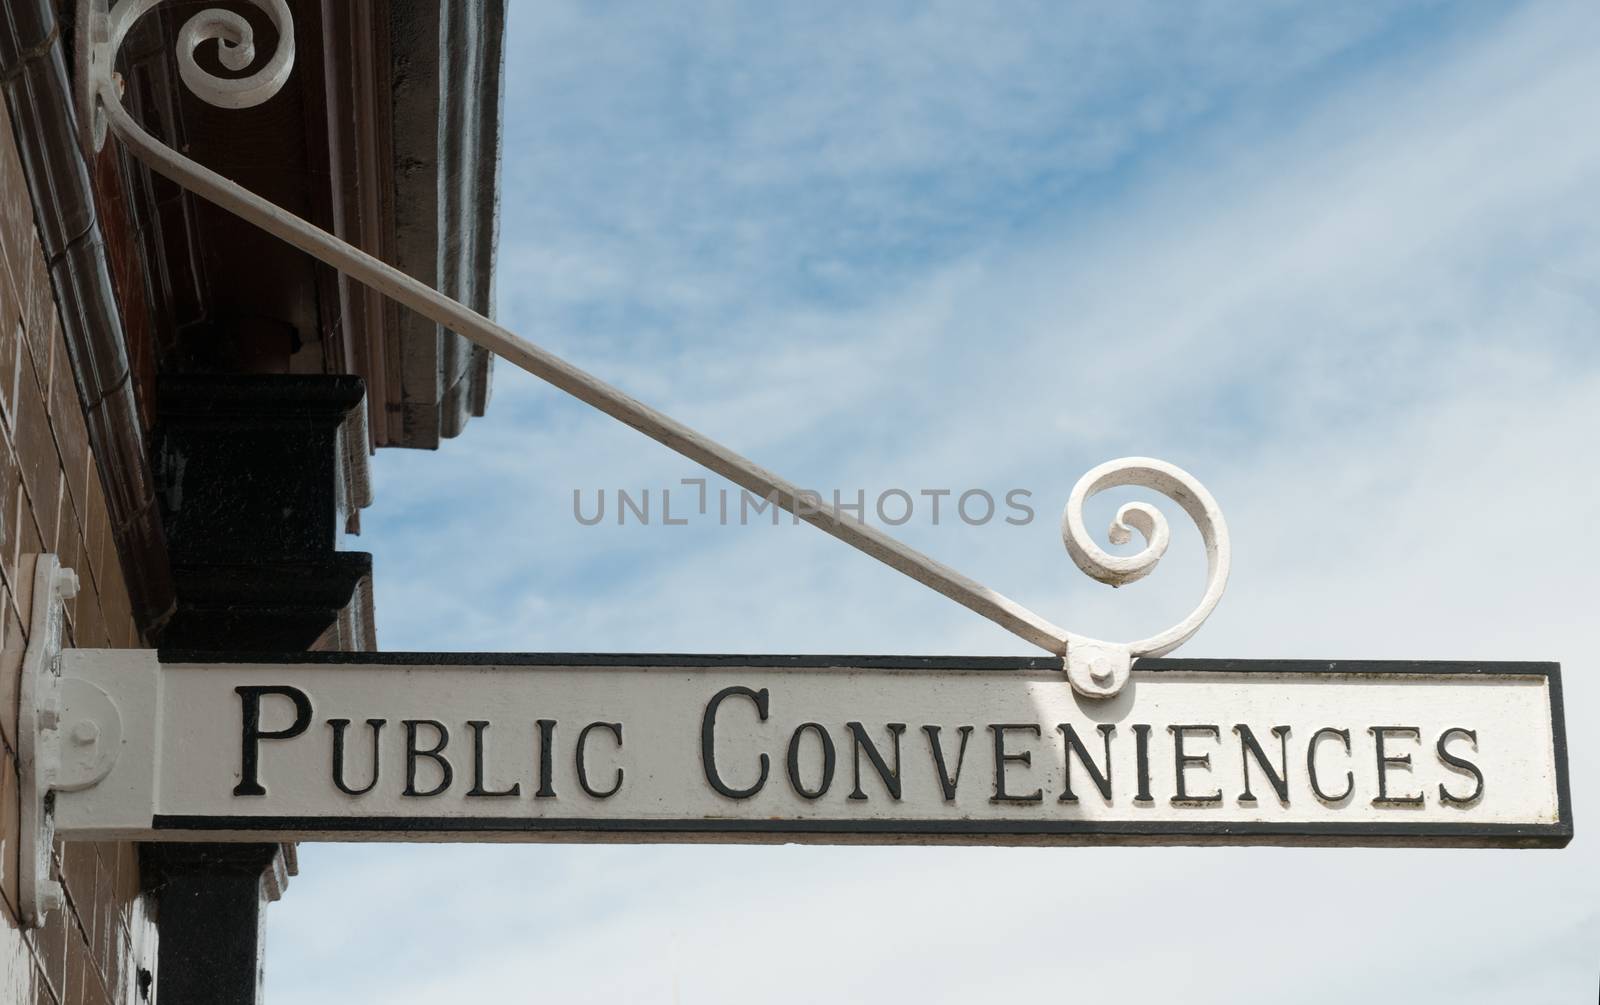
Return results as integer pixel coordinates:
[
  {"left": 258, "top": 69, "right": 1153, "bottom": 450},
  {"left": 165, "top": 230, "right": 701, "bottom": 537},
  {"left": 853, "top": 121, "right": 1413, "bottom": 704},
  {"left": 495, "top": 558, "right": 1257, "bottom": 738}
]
[
  {"left": 74, "top": 0, "right": 1231, "bottom": 700},
  {"left": 78, "top": 0, "right": 296, "bottom": 153},
  {"left": 1057, "top": 458, "right": 1231, "bottom": 697}
]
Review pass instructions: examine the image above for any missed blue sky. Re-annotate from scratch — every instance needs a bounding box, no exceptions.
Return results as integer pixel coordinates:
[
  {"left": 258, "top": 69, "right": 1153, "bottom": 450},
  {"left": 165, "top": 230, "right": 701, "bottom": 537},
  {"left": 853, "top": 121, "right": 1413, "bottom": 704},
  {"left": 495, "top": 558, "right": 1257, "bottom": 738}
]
[{"left": 268, "top": 1, "right": 1598, "bottom": 999}]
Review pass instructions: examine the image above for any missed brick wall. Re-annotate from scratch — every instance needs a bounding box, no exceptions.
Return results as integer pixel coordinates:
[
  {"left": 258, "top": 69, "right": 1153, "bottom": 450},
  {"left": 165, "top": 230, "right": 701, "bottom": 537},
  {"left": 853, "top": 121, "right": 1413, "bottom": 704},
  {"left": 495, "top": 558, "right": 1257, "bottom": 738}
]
[{"left": 0, "top": 99, "right": 159, "bottom": 1004}]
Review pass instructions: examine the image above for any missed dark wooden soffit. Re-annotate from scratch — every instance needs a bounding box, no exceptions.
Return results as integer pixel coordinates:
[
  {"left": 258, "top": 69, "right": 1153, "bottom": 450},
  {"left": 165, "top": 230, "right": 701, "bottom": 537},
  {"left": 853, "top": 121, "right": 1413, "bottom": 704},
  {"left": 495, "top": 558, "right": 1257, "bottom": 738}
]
[
  {"left": 0, "top": 0, "right": 505, "bottom": 630},
  {"left": 105, "top": 0, "right": 503, "bottom": 450}
]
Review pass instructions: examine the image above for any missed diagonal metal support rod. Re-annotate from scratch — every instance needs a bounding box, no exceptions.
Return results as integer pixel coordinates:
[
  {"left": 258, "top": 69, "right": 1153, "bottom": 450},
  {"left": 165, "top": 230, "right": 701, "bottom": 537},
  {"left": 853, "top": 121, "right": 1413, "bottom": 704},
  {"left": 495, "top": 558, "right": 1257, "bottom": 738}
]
[
  {"left": 99, "top": 94, "right": 1076, "bottom": 655},
  {"left": 79, "top": 0, "right": 1231, "bottom": 699}
]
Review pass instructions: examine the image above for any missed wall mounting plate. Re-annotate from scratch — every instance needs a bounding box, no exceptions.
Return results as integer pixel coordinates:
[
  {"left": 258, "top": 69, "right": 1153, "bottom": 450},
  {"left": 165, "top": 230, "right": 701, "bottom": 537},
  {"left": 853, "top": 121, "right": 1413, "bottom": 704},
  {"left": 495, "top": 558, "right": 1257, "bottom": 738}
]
[{"left": 17, "top": 554, "right": 120, "bottom": 928}]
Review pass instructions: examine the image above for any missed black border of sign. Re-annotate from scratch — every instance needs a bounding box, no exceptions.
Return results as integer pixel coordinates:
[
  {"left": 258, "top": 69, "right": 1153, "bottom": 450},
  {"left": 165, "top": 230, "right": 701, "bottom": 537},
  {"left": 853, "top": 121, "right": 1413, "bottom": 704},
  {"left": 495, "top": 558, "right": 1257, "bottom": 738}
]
[{"left": 149, "top": 655, "right": 1573, "bottom": 848}]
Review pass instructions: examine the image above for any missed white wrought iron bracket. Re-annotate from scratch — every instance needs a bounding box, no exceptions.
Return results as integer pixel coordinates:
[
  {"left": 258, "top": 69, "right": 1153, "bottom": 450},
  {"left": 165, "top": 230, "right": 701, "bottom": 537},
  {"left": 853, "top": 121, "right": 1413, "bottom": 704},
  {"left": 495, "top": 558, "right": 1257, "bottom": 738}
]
[
  {"left": 73, "top": 2, "right": 1231, "bottom": 698},
  {"left": 18, "top": 555, "right": 123, "bottom": 927}
]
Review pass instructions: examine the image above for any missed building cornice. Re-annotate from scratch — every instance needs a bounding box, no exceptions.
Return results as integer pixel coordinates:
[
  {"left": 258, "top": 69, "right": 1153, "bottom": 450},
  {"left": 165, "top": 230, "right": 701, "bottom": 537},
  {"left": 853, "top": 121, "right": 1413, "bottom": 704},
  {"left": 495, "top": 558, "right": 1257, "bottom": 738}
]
[{"left": 384, "top": 0, "right": 504, "bottom": 447}]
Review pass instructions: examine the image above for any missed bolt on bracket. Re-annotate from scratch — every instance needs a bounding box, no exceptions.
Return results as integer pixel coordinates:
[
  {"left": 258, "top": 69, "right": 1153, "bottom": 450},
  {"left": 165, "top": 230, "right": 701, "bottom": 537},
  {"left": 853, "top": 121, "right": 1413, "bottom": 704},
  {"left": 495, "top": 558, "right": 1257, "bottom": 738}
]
[
  {"left": 1063, "top": 639, "right": 1133, "bottom": 699},
  {"left": 18, "top": 554, "right": 123, "bottom": 927}
]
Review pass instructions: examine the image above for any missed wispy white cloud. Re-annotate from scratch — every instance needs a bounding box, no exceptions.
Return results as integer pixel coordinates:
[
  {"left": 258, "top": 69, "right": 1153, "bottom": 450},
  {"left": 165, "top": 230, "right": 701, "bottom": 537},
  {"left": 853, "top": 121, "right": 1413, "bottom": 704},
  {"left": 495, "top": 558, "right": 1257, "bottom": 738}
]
[
  {"left": 274, "top": 1, "right": 1599, "bottom": 1000},
  {"left": 490, "top": 0, "right": 1435, "bottom": 348}
]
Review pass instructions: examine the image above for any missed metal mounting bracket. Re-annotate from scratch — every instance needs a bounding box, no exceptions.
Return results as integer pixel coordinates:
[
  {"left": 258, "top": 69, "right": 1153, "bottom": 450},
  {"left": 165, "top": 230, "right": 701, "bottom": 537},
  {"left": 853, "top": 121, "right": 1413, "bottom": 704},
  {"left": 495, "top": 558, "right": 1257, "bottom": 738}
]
[
  {"left": 74, "top": 0, "right": 1233, "bottom": 700},
  {"left": 18, "top": 554, "right": 123, "bottom": 927}
]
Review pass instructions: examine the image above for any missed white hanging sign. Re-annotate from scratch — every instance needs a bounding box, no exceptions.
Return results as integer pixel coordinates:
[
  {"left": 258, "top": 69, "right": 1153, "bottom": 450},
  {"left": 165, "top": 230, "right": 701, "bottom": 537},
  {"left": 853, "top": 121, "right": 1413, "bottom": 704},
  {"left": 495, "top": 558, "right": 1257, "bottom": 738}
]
[{"left": 52, "top": 651, "right": 1569, "bottom": 847}]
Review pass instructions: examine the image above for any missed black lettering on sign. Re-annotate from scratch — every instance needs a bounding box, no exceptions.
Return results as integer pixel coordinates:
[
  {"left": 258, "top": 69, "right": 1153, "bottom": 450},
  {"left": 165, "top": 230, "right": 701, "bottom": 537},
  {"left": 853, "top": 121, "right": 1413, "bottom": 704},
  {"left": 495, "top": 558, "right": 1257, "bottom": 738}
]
[
  {"left": 467, "top": 720, "right": 521, "bottom": 798},
  {"left": 989, "top": 724, "right": 1042, "bottom": 804},
  {"left": 1307, "top": 727, "right": 1354, "bottom": 804},
  {"left": 1133, "top": 724, "right": 1154, "bottom": 803},
  {"left": 847, "top": 722, "right": 907, "bottom": 801},
  {"left": 329, "top": 718, "right": 385, "bottom": 796},
  {"left": 577, "top": 722, "right": 624, "bottom": 799},
  {"left": 1370, "top": 726, "right": 1424, "bottom": 808},
  {"left": 786, "top": 722, "right": 836, "bottom": 800},
  {"left": 535, "top": 719, "right": 558, "bottom": 798},
  {"left": 1234, "top": 724, "right": 1291, "bottom": 805},
  {"left": 701, "top": 686, "right": 770, "bottom": 799},
  {"left": 234, "top": 686, "right": 312, "bottom": 797},
  {"left": 1436, "top": 727, "right": 1484, "bottom": 807},
  {"left": 1057, "top": 724, "right": 1114, "bottom": 803},
  {"left": 403, "top": 720, "right": 452, "bottom": 797},
  {"left": 922, "top": 725, "right": 974, "bottom": 802},
  {"left": 1170, "top": 724, "right": 1222, "bottom": 806}
]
